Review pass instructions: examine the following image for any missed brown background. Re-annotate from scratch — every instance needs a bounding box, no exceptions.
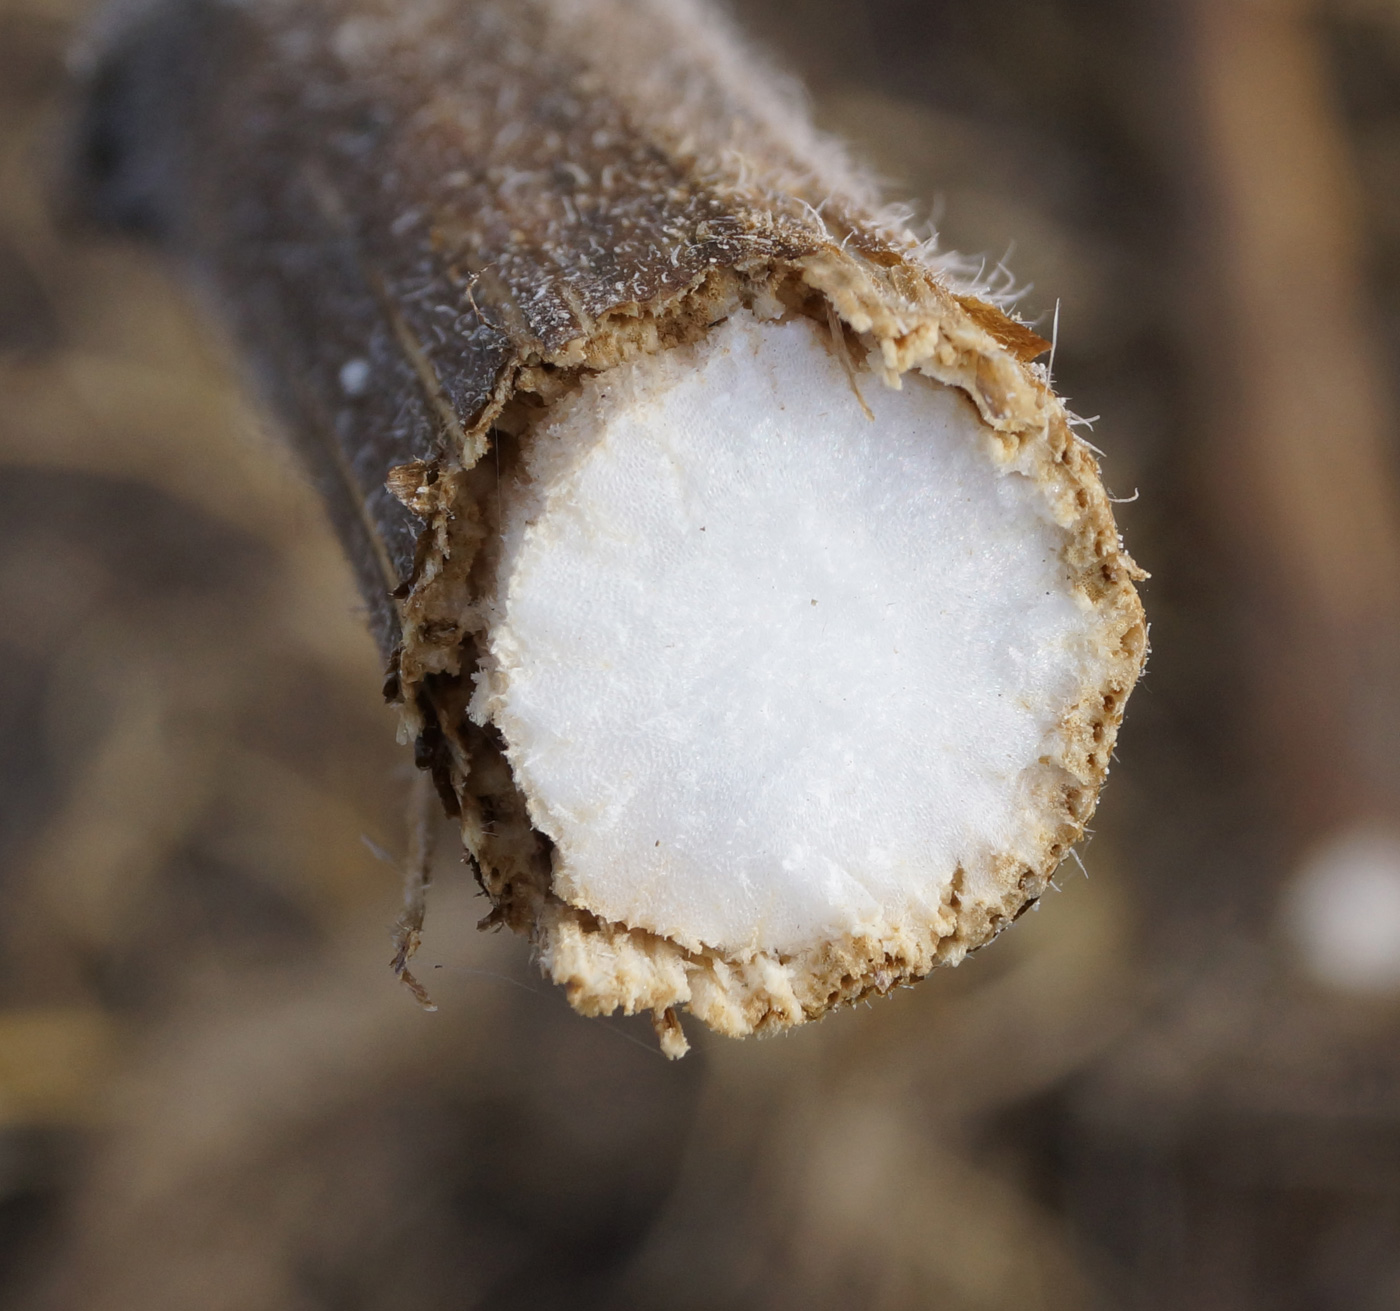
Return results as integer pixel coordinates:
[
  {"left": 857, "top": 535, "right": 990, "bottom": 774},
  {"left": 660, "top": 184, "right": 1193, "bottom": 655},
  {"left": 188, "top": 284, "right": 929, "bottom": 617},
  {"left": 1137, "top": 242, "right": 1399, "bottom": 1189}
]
[{"left": 4, "top": 0, "right": 1400, "bottom": 1306}]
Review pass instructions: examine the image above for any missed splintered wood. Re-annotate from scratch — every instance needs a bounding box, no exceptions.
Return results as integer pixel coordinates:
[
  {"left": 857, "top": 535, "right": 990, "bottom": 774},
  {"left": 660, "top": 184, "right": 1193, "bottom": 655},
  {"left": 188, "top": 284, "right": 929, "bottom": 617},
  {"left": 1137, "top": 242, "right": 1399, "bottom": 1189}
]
[{"left": 79, "top": 0, "right": 1146, "bottom": 1054}]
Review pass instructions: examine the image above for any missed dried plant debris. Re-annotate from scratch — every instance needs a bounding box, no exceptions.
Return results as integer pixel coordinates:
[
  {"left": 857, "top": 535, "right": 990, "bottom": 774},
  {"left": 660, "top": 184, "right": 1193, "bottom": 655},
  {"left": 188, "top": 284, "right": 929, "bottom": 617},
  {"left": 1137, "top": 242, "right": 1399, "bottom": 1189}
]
[{"left": 77, "top": 0, "right": 1146, "bottom": 1055}]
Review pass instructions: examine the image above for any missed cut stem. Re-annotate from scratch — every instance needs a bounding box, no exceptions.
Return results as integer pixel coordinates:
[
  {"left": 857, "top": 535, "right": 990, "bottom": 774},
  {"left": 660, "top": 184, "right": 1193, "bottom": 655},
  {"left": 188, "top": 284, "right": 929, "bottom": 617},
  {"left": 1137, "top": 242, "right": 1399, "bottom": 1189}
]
[{"left": 77, "top": 0, "right": 1146, "bottom": 1053}]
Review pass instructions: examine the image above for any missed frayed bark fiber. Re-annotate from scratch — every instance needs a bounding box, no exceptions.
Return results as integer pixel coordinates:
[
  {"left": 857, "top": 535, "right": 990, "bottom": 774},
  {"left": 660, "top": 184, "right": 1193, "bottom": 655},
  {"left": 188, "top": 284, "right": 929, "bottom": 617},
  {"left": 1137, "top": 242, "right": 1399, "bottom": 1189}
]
[{"left": 77, "top": 0, "right": 1146, "bottom": 1054}]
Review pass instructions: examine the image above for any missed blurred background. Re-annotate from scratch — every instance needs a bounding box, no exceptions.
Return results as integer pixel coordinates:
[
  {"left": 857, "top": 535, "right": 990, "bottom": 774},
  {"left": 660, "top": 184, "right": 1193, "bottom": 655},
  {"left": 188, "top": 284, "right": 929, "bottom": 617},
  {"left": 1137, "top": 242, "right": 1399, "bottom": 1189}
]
[{"left": 4, "top": 0, "right": 1400, "bottom": 1306}]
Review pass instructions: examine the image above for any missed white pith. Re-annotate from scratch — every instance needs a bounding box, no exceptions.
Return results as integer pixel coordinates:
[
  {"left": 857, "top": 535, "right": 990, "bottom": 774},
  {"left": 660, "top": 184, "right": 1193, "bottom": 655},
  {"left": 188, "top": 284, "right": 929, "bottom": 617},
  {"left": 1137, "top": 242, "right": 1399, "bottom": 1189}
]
[{"left": 472, "top": 311, "right": 1097, "bottom": 957}]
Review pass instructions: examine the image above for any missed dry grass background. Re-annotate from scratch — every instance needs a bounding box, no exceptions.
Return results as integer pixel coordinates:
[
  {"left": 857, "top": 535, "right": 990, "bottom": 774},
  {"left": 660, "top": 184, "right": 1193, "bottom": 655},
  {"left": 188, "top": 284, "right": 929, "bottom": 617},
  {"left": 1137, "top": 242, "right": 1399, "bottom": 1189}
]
[{"left": 4, "top": 0, "right": 1400, "bottom": 1307}]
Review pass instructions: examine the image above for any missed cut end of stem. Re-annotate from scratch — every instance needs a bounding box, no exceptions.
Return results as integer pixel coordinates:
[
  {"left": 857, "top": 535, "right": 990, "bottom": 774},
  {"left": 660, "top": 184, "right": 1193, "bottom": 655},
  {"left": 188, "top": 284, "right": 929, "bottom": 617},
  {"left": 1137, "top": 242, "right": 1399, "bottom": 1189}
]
[{"left": 457, "top": 304, "right": 1144, "bottom": 1045}]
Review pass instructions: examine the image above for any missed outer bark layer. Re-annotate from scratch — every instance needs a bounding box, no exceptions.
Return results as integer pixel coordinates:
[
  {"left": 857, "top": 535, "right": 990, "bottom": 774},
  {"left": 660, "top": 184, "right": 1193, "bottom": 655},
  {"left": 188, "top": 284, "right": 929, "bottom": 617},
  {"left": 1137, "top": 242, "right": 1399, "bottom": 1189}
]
[{"left": 77, "top": 0, "right": 1146, "bottom": 1052}]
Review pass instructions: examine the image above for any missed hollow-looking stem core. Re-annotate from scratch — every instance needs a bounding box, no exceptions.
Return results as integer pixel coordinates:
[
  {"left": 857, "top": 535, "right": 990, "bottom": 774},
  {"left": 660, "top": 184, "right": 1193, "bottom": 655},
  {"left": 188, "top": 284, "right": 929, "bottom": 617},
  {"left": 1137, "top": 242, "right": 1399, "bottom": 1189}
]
[{"left": 474, "top": 311, "right": 1094, "bottom": 959}]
